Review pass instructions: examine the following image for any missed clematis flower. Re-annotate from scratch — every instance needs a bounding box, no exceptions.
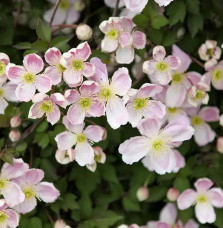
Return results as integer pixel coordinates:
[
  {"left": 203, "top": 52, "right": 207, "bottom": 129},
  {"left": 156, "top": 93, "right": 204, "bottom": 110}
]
[
  {"left": 44, "top": 0, "right": 83, "bottom": 25},
  {"left": 0, "top": 159, "right": 29, "bottom": 207},
  {"left": 13, "top": 169, "right": 60, "bottom": 214},
  {"left": 147, "top": 203, "right": 198, "bottom": 228},
  {"left": 143, "top": 46, "right": 180, "bottom": 85},
  {"left": 0, "top": 53, "right": 10, "bottom": 84},
  {"left": 0, "top": 82, "right": 18, "bottom": 114},
  {"left": 123, "top": 0, "right": 148, "bottom": 13},
  {"left": 154, "top": 0, "right": 174, "bottom": 7},
  {"left": 60, "top": 42, "right": 95, "bottom": 86},
  {"left": 44, "top": 47, "right": 66, "bottom": 85},
  {"left": 90, "top": 57, "right": 132, "bottom": 129},
  {"left": 119, "top": 117, "right": 194, "bottom": 174},
  {"left": 177, "top": 178, "right": 223, "bottom": 224},
  {"left": 99, "top": 17, "right": 146, "bottom": 64},
  {"left": 55, "top": 149, "right": 75, "bottom": 165},
  {"left": 29, "top": 93, "right": 66, "bottom": 125},
  {"left": 0, "top": 199, "right": 19, "bottom": 228},
  {"left": 86, "top": 146, "right": 106, "bottom": 172},
  {"left": 125, "top": 83, "right": 166, "bottom": 127},
  {"left": 6, "top": 54, "right": 52, "bottom": 102},
  {"left": 66, "top": 81, "right": 105, "bottom": 124},
  {"left": 55, "top": 116, "right": 105, "bottom": 166},
  {"left": 189, "top": 106, "right": 219, "bottom": 146}
]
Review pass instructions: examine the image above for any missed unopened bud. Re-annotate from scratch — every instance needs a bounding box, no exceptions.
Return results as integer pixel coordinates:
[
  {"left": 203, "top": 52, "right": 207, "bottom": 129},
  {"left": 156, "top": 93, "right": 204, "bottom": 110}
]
[
  {"left": 54, "top": 219, "right": 71, "bottom": 228},
  {"left": 76, "top": 24, "right": 93, "bottom": 41},
  {"left": 220, "top": 115, "right": 223, "bottom": 126},
  {"left": 9, "top": 130, "right": 21, "bottom": 142},
  {"left": 10, "top": 116, "right": 21, "bottom": 128},
  {"left": 136, "top": 186, "right": 149, "bottom": 201},
  {"left": 217, "top": 137, "right": 223, "bottom": 154},
  {"left": 167, "top": 188, "right": 180, "bottom": 201}
]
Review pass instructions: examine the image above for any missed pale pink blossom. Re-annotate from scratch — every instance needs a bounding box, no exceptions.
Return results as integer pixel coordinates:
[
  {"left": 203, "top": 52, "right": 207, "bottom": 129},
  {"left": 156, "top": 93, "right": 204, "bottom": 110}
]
[
  {"left": 55, "top": 149, "right": 75, "bottom": 165},
  {"left": 6, "top": 54, "right": 52, "bottom": 102},
  {"left": 154, "top": 0, "right": 174, "bottom": 7},
  {"left": 0, "top": 82, "right": 18, "bottom": 114},
  {"left": 177, "top": 178, "right": 223, "bottom": 224},
  {"left": 29, "top": 93, "right": 66, "bottom": 125},
  {"left": 99, "top": 17, "right": 146, "bottom": 64},
  {"left": 143, "top": 46, "right": 180, "bottom": 85},
  {"left": 136, "top": 186, "right": 149, "bottom": 201},
  {"left": 167, "top": 188, "right": 179, "bottom": 201},
  {"left": 119, "top": 117, "right": 194, "bottom": 174},
  {"left": 90, "top": 57, "right": 132, "bottom": 129},
  {"left": 123, "top": 0, "right": 148, "bottom": 13},
  {"left": 13, "top": 169, "right": 60, "bottom": 214},
  {"left": 189, "top": 106, "right": 219, "bottom": 146},
  {"left": 60, "top": 42, "right": 95, "bottom": 86},
  {"left": 0, "top": 159, "right": 29, "bottom": 207},
  {"left": 76, "top": 24, "right": 93, "bottom": 41},
  {"left": 0, "top": 53, "right": 10, "bottom": 84},
  {"left": 0, "top": 199, "right": 19, "bottom": 228},
  {"left": 66, "top": 81, "right": 105, "bottom": 124},
  {"left": 217, "top": 137, "right": 223, "bottom": 154},
  {"left": 10, "top": 115, "right": 21, "bottom": 128},
  {"left": 55, "top": 116, "right": 105, "bottom": 166}
]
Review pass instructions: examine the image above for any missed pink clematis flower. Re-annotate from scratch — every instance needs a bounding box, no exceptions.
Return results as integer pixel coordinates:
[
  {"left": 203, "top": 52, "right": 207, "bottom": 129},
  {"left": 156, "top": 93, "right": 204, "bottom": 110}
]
[
  {"left": 0, "top": 159, "right": 29, "bottom": 207},
  {"left": 99, "top": 17, "right": 146, "bottom": 64},
  {"left": 125, "top": 83, "right": 166, "bottom": 127},
  {"left": 154, "top": 0, "right": 174, "bottom": 7},
  {"left": 6, "top": 54, "right": 52, "bottom": 102},
  {"left": 55, "top": 116, "right": 105, "bottom": 166},
  {"left": 147, "top": 203, "right": 198, "bottom": 228},
  {"left": 0, "top": 199, "right": 19, "bottom": 228},
  {"left": 123, "top": 0, "right": 148, "bottom": 13},
  {"left": 44, "top": 0, "right": 82, "bottom": 25},
  {"left": 188, "top": 106, "right": 219, "bottom": 146},
  {"left": 29, "top": 93, "right": 66, "bottom": 125},
  {"left": 13, "top": 169, "right": 60, "bottom": 214},
  {"left": 0, "top": 53, "right": 10, "bottom": 84},
  {"left": 177, "top": 178, "right": 223, "bottom": 224},
  {"left": 143, "top": 46, "right": 180, "bottom": 85},
  {"left": 0, "top": 82, "right": 18, "bottom": 114},
  {"left": 119, "top": 117, "right": 194, "bottom": 174},
  {"left": 66, "top": 81, "right": 105, "bottom": 124},
  {"left": 44, "top": 47, "right": 66, "bottom": 85},
  {"left": 90, "top": 57, "right": 132, "bottom": 129},
  {"left": 55, "top": 149, "right": 75, "bottom": 165},
  {"left": 60, "top": 42, "right": 95, "bottom": 87}
]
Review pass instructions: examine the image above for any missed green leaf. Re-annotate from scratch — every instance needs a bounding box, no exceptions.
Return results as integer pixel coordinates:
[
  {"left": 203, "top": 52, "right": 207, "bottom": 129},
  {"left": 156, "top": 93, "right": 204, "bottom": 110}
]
[
  {"left": 215, "top": 208, "right": 223, "bottom": 227},
  {"left": 174, "top": 177, "right": 191, "bottom": 192},
  {"left": 62, "top": 193, "right": 79, "bottom": 211},
  {"left": 187, "top": 14, "right": 203, "bottom": 37},
  {"left": 1, "top": 149, "right": 14, "bottom": 165},
  {"left": 147, "top": 186, "right": 167, "bottom": 202},
  {"left": 79, "top": 194, "right": 92, "bottom": 218},
  {"left": 51, "top": 36, "right": 73, "bottom": 49},
  {"left": 122, "top": 197, "right": 140, "bottom": 212},
  {"left": 32, "top": 40, "right": 48, "bottom": 52},
  {"left": 0, "top": 138, "right": 5, "bottom": 150},
  {"left": 185, "top": 0, "right": 200, "bottom": 14},
  {"left": 14, "top": 42, "right": 32, "bottom": 50},
  {"left": 15, "top": 142, "right": 27, "bottom": 154},
  {"left": 178, "top": 207, "right": 193, "bottom": 223},
  {"left": 133, "top": 14, "right": 148, "bottom": 29},
  {"left": 36, "top": 121, "right": 49, "bottom": 133},
  {"left": 100, "top": 164, "right": 118, "bottom": 184},
  {"left": 162, "top": 32, "right": 176, "bottom": 46},
  {"left": 36, "top": 18, "right": 51, "bottom": 42},
  {"left": 29, "top": 217, "right": 42, "bottom": 228},
  {"left": 34, "top": 133, "right": 49, "bottom": 149},
  {"left": 151, "top": 15, "right": 168, "bottom": 29}
]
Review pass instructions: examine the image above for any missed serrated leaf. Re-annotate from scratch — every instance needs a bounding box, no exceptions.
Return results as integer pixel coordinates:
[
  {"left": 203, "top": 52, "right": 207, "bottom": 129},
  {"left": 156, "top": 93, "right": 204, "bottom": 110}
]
[
  {"left": 14, "top": 42, "right": 32, "bottom": 50},
  {"left": 36, "top": 18, "right": 51, "bottom": 42}
]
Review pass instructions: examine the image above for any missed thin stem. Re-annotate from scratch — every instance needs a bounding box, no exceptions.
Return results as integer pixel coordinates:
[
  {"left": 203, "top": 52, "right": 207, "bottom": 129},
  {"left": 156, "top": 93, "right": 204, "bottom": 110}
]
[
  {"left": 113, "top": 0, "right": 120, "bottom": 16},
  {"left": 50, "top": 0, "right": 62, "bottom": 27},
  {"left": 51, "top": 24, "right": 78, "bottom": 34},
  {"left": 190, "top": 56, "right": 205, "bottom": 68},
  {"left": 14, "top": 1, "right": 22, "bottom": 28}
]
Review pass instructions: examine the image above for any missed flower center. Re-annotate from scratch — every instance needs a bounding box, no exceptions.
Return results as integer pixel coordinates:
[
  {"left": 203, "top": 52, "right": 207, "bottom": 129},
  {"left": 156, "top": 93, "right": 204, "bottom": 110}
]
[
  {"left": 167, "top": 107, "right": 177, "bottom": 114},
  {"left": 152, "top": 140, "right": 164, "bottom": 152},
  {"left": 23, "top": 73, "right": 35, "bottom": 84},
  {"left": 0, "top": 89, "right": 3, "bottom": 98},
  {"left": 156, "top": 61, "right": 169, "bottom": 72},
  {"left": 191, "top": 116, "right": 203, "bottom": 126},
  {"left": 195, "top": 90, "right": 205, "bottom": 100},
  {"left": 59, "top": 0, "right": 69, "bottom": 10},
  {"left": 107, "top": 29, "right": 119, "bottom": 40},
  {"left": 207, "top": 48, "right": 214, "bottom": 57},
  {"left": 0, "top": 179, "right": 7, "bottom": 189},
  {"left": 57, "top": 63, "right": 66, "bottom": 73},
  {"left": 79, "top": 97, "right": 92, "bottom": 110},
  {"left": 134, "top": 98, "right": 147, "bottom": 110},
  {"left": 72, "top": 59, "right": 84, "bottom": 71},
  {"left": 197, "top": 194, "right": 208, "bottom": 203},
  {"left": 39, "top": 100, "right": 54, "bottom": 113},
  {"left": 172, "top": 73, "right": 183, "bottom": 83},
  {"left": 0, "top": 212, "right": 8, "bottom": 223},
  {"left": 24, "top": 187, "right": 36, "bottom": 199},
  {"left": 212, "top": 69, "right": 223, "bottom": 81},
  {"left": 76, "top": 133, "right": 87, "bottom": 144},
  {"left": 0, "top": 61, "right": 6, "bottom": 76},
  {"left": 100, "top": 87, "right": 113, "bottom": 100}
]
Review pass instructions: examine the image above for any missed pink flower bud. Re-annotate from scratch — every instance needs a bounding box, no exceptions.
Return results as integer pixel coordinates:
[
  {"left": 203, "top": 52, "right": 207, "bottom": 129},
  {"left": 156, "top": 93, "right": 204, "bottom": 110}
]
[
  {"left": 167, "top": 188, "right": 180, "bottom": 201},
  {"left": 217, "top": 137, "right": 223, "bottom": 154},
  {"left": 54, "top": 219, "right": 71, "bottom": 228},
  {"left": 76, "top": 24, "right": 93, "bottom": 41},
  {"left": 9, "top": 130, "right": 21, "bottom": 142},
  {"left": 10, "top": 116, "right": 21, "bottom": 128},
  {"left": 136, "top": 186, "right": 149, "bottom": 201}
]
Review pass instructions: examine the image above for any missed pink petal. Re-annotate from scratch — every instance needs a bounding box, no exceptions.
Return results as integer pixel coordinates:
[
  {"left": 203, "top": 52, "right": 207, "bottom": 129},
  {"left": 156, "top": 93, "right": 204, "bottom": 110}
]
[
  {"left": 66, "top": 7, "right": 80, "bottom": 24},
  {"left": 160, "top": 203, "right": 177, "bottom": 225},
  {"left": 122, "top": 17, "right": 134, "bottom": 32},
  {"left": 111, "top": 67, "right": 132, "bottom": 96},
  {"left": 75, "top": 42, "right": 91, "bottom": 61},
  {"left": 6, "top": 209, "right": 19, "bottom": 227},
  {"left": 143, "top": 100, "right": 166, "bottom": 119},
  {"left": 63, "top": 68, "right": 83, "bottom": 85},
  {"left": 143, "top": 60, "right": 156, "bottom": 75},
  {"left": 165, "top": 56, "right": 180, "bottom": 70},
  {"left": 6, "top": 65, "right": 25, "bottom": 83},
  {"left": 24, "top": 169, "right": 44, "bottom": 185},
  {"left": 3, "top": 82, "right": 19, "bottom": 102},
  {"left": 45, "top": 47, "right": 61, "bottom": 66},
  {"left": 194, "top": 178, "right": 213, "bottom": 192},
  {"left": 23, "top": 54, "right": 44, "bottom": 74},
  {"left": 75, "top": 142, "right": 94, "bottom": 166},
  {"left": 157, "top": 222, "right": 170, "bottom": 228},
  {"left": 83, "top": 62, "right": 95, "bottom": 77},
  {"left": 119, "top": 136, "right": 148, "bottom": 164},
  {"left": 177, "top": 189, "right": 197, "bottom": 210},
  {"left": 133, "top": 31, "right": 146, "bottom": 49},
  {"left": 84, "top": 125, "right": 105, "bottom": 142},
  {"left": 187, "top": 72, "right": 201, "bottom": 86},
  {"left": 55, "top": 131, "right": 76, "bottom": 151},
  {"left": 123, "top": 0, "right": 148, "bottom": 13},
  {"left": 172, "top": 149, "right": 185, "bottom": 172},
  {"left": 35, "top": 74, "right": 52, "bottom": 93},
  {"left": 44, "top": 66, "right": 62, "bottom": 85},
  {"left": 0, "top": 98, "right": 7, "bottom": 114},
  {"left": 116, "top": 46, "right": 135, "bottom": 64},
  {"left": 88, "top": 99, "right": 105, "bottom": 117},
  {"left": 198, "top": 107, "right": 220, "bottom": 122},
  {"left": 80, "top": 80, "right": 100, "bottom": 96},
  {"left": 47, "top": 105, "right": 61, "bottom": 125},
  {"left": 153, "top": 70, "right": 172, "bottom": 85},
  {"left": 101, "top": 37, "right": 119, "bottom": 53},
  {"left": 67, "top": 102, "right": 86, "bottom": 124},
  {"left": 208, "top": 188, "right": 223, "bottom": 208},
  {"left": 62, "top": 116, "right": 85, "bottom": 134},
  {"left": 15, "top": 83, "right": 36, "bottom": 102},
  {"left": 119, "top": 32, "right": 132, "bottom": 49},
  {"left": 184, "top": 219, "right": 199, "bottom": 228},
  {"left": 36, "top": 182, "right": 59, "bottom": 203},
  {"left": 50, "top": 93, "right": 66, "bottom": 107},
  {"left": 28, "top": 103, "right": 44, "bottom": 119},
  {"left": 13, "top": 197, "right": 37, "bottom": 214},
  {"left": 195, "top": 202, "right": 216, "bottom": 224},
  {"left": 64, "top": 89, "right": 80, "bottom": 104},
  {"left": 126, "top": 104, "right": 142, "bottom": 127},
  {"left": 153, "top": 46, "right": 166, "bottom": 61},
  {"left": 138, "top": 83, "right": 163, "bottom": 98}
]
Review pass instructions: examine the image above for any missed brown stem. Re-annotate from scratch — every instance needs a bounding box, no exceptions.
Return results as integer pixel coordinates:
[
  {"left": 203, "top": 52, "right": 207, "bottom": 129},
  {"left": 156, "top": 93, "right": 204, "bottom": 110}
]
[
  {"left": 112, "top": 0, "right": 120, "bottom": 16},
  {"left": 50, "top": 0, "right": 62, "bottom": 27},
  {"left": 14, "top": 1, "right": 22, "bottom": 28},
  {"left": 190, "top": 56, "right": 205, "bottom": 68},
  {"left": 51, "top": 24, "right": 78, "bottom": 34}
]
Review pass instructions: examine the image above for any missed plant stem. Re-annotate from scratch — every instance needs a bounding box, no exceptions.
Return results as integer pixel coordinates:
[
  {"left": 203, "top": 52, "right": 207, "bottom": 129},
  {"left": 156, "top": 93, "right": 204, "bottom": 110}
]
[
  {"left": 50, "top": 0, "right": 62, "bottom": 27},
  {"left": 113, "top": 0, "right": 120, "bottom": 16}
]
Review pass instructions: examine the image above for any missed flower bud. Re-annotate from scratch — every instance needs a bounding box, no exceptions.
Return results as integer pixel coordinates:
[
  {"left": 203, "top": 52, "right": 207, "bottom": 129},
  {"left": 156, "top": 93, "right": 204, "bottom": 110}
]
[
  {"left": 220, "top": 115, "right": 223, "bottom": 126},
  {"left": 167, "top": 188, "right": 180, "bottom": 201},
  {"left": 9, "top": 130, "right": 21, "bottom": 142},
  {"left": 76, "top": 24, "right": 93, "bottom": 41},
  {"left": 54, "top": 219, "right": 71, "bottom": 228},
  {"left": 217, "top": 137, "right": 223, "bottom": 154},
  {"left": 10, "top": 116, "right": 21, "bottom": 128},
  {"left": 136, "top": 186, "right": 149, "bottom": 201}
]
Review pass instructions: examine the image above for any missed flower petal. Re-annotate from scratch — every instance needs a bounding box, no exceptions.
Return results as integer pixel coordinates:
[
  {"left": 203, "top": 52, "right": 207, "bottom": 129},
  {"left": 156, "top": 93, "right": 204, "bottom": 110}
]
[
  {"left": 159, "top": 203, "right": 177, "bottom": 225},
  {"left": 195, "top": 202, "right": 216, "bottom": 224},
  {"left": 45, "top": 47, "right": 61, "bottom": 66},
  {"left": 83, "top": 62, "right": 95, "bottom": 77},
  {"left": 63, "top": 68, "right": 83, "bottom": 85},
  {"left": 84, "top": 125, "right": 105, "bottom": 142},
  {"left": 165, "top": 56, "right": 180, "bottom": 70},
  {"left": 15, "top": 83, "right": 36, "bottom": 102},
  {"left": 153, "top": 46, "right": 166, "bottom": 61},
  {"left": 3, "top": 82, "right": 19, "bottom": 102},
  {"left": 133, "top": 31, "right": 146, "bottom": 49},
  {"left": 36, "top": 74, "right": 52, "bottom": 93},
  {"left": 6, "top": 209, "right": 19, "bottom": 227},
  {"left": 208, "top": 188, "right": 223, "bottom": 208},
  {"left": 67, "top": 102, "right": 86, "bottom": 124},
  {"left": 55, "top": 131, "right": 76, "bottom": 151},
  {"left": 13, "top": 197, "right": 37, "bottom": 214},
  {"left": 198, "top": 107, "right": 220, "bottom": 122},
  {"left": 75, "top": 42, "right": 92, "bottom": 61},
  {"left": 177, "top": 189, "right": 197, "bottom": 210},
  {"left": 23, "top": 54, "right": 44, "bottom": 74},
  {"left": 138, "top": 83, "right": 163, "bottom": 98},
  {"left": 101, "top": 37, "right": 119, "bottom": 53},
  {"left": 6, "top": 64, "right": 25, "bottom": 82},
  {"left": 47, "top": 105, "right": 61, "bottom": 125},
  {"left": 116, "top": 46, "right": 135, "bottom": 64},
  {"left": 194, "top": 178, "right": 213, "bottom": 192},
  {"left": 44, "top": 66, "right": 62, "bottom": 85}
]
